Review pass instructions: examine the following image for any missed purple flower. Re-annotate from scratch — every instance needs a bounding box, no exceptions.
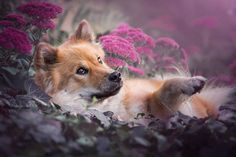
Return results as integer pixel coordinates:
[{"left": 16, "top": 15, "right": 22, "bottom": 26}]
[
  {"left": 4, "top": 13, "right": 26, "bottom": 28},
  {"left": 32, "top": 19, "right": 55, "bottom": 29},
  {"left": 136, "top": 46, "right": 155, "bottom": 60},
  {"left": 100, "top": 35, "right": 139, "bottom": 62},
  {"left": 0, "top": 20, "right": 14, "bottom": 27},
  {"left": 127, "top": 66, "right": 144, "bottom": 75},
  {"left": 127, "top": 28, "right": 155, "bottom": 47},
  {"left": 100, "top": 23, "right": 157, "bottom": 75},
  {"left": 111, "top": 23, "right": 130, "bottom": 37},
  {"left": 17, "top": 2, "right": 62, "bottom": 19},
  {"left": 0, "top": 27, "right": 32, "bottom": 54},
  {"left": 111, "top": 23, "right": 155, "bottom": 62},
  {"left": 105, "top": 57, "right": 127, "bottom": 67},
  {"left": 156, "top": 37, "right": 180, "bottom": 49},
  {"left": 112, "top": 24, "right": 155, "bottom": 48}
]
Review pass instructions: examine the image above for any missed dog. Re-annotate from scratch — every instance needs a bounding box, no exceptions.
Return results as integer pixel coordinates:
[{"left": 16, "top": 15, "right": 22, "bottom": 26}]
[{"left": 33, "top": 20, "right": 234, "bottom": 122}]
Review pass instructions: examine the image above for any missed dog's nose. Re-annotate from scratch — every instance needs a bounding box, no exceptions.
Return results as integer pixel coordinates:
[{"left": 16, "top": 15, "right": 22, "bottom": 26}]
[{"left": 108, "top": 71, "right": 121, "bottom": 82}]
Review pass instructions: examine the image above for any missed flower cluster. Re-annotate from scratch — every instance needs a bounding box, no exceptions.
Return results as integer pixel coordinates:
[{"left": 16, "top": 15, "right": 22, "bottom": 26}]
[
  {"left": 4, "top": 13, "right": 26, "bottom": 29},
  {"left": 17, "top": 2, "right": 62, "bottom": 19},
  {"left": 100, "top": 24, "right": 155, "bottom": 75},
  {"left": 105, "top": 57, "right": 126, "bottom": 67},
  {"left": 0, "top": 28, "right": 32, "bottom": 53},
  {"left": 111, "top": 24, "right": 155, "bottom": 53},
  {"left": 32, "top": 19, "right": 55, "bottom": 30},
  {"left": 99, "top": 35, "right": 139, "bottom": 62},
  {"left": 154, "top": 37, "right": 189, "bottom": 72},
  {"left": 17, "top": 1, "right": 62, "bottom": 29},
  {"left": 100, "top": 23, "right": 190, "bottom": 75},
  {"left": 0, "top": 20, "right": 14, "bottom": 27},
  {"left": 0, "top": 1, "right": 62, "bottom": 54}
]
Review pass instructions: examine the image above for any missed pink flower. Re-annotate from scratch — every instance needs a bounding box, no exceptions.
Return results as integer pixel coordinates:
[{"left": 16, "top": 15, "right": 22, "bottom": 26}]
[
  {"left": 127, "top": 28, "right": 155, "bottom": 47},
  {"left": 99, "top": 35, "right": 139, "bottom": 62},
  {"left": 105, "top": 57, "right": 127, "bottom": 67},
  {"left": 0, "top": 27, "right": 32, "bottom": 54},
  {"left": 156, "top": 37, "right": 180, "bottom": 49},
  {"left": 17, "top": 2, "right": 62, "bottom": 20},
  {"left": 32, "top": 19, "right": 55, "bottom": 29},
  {"left": 127, "top": 66, "right": 145, "bottom": 75},
  {"left": 100, "top": 23, "right": 156, "bottom": 75},
  {"left": 4, "top": 13, "right": 26, "bottom": 28},
  {"left": 0, "top": 20, "right": 14, "bottom": 27},
  {"left": 112, "top": 24, "right": 155, "bottom": 48},
  {"left": 136, "top": 46, "right": 156, "bottom": 60},
  {"left": 111, "top": 23, "right": 130, "bottom": 37}
]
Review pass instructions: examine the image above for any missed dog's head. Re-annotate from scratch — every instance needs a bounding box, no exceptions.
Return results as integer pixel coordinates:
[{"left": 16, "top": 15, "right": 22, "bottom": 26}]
[{"left": 34, "top": 20, "right": 123, "bottom": 101}]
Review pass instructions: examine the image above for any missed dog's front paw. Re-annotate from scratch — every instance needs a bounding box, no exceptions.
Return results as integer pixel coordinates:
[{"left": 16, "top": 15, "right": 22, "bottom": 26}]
[{"left": 181, "top": 76, "right": 207, "bottom": 96}]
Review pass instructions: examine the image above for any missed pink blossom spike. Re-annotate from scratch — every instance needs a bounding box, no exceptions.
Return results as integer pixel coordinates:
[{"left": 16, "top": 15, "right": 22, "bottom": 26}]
[
  {"left": 17, "top": 2, "right": 62, "bottom": 19},
  {"left": 111, "top": 23, "right": 131, "bottom": 37},
  {"left": 0, "top": 20, "right": 14, "bottom": 27},
  {"left": 105, "top": 57, "right": 127, "bottom": 67},
  {"left": 0, "top": 27, "right": 32, "bottom": 54},
  {"left": 32, "top": 19, "right": 56, "bottom": 30},
  {"left": 4, "top": 13, "right": 26, "bottom": 28},
  {"left": 127, "top": 28, "right": 155, "bottom": 48},
  {"left": 136, "top": 46, "right": 156, "bottom": 61},
  {"left": 99, "top": 35, "right": 139, "bottom": 62}
]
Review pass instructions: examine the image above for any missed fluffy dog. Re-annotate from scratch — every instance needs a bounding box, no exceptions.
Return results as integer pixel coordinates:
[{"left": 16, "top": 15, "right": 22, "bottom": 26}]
[{"left": 34, "top": 20, "right": 233, "bottom": 122}]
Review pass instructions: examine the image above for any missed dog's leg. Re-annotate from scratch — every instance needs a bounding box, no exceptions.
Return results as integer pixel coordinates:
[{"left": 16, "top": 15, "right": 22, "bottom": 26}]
[{"left": 148, "top": 76, "right": 207, "bottom": 118}]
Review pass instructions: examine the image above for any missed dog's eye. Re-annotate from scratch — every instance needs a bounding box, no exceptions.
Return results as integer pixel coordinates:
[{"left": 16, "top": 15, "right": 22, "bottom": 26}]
[
  {"left": 97, "top": 56, "right": 103, "bottom": 64},
  {"left": 76, "top": 67, "right": 89, "bottom": 75}
]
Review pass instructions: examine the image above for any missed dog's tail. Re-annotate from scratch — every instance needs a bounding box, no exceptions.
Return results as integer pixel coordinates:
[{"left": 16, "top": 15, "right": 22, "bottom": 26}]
[{"left": 198, "top": 85, "right": 235, "bottom": 116}]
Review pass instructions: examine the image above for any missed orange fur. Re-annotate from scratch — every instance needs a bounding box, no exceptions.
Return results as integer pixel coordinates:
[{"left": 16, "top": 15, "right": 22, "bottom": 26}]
[{"left": 33, "top": 20, "right": 233, "bottom": 123}]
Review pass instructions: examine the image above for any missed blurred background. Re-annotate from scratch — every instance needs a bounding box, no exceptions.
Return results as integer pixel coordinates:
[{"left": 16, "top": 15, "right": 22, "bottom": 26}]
[{"left": 1, "top": 0, "right": 236, "bottom": 84}]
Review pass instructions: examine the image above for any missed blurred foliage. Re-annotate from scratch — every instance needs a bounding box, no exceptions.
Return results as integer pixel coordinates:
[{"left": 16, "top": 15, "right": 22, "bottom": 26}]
[
  {"left": 0, "top": 82, "right": 236, "bottom": 157},
  {"left": 0, "top": 1, "right": 62, "bottom": 93},
  {"left": 47, "top": 0, "right": 127, "bottom": 46}
]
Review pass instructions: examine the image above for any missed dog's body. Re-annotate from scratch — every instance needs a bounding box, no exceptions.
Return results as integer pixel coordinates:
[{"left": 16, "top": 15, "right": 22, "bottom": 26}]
[{"left": 34, "top": 20, "right": 233, "bottom": 122}]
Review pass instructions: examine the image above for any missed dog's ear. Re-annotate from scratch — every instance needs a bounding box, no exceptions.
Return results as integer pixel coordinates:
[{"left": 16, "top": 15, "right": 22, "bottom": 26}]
[
  {"left": 74, "top": 19, "right": 95, "bottom": 42},
  {"left": 34, "top": 42, "right": 58, "bottom": 70}
]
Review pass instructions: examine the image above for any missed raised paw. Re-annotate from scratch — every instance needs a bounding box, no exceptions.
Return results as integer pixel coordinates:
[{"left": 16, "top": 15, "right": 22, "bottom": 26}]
[{"left": 181, "top": 76, "right": 207, "bottom": 96}]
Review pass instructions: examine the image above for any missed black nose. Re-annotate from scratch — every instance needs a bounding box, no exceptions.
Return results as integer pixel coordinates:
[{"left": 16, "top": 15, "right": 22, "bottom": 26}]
[{"left": 108, "top": 71, "right": 121, "bottom": 82}]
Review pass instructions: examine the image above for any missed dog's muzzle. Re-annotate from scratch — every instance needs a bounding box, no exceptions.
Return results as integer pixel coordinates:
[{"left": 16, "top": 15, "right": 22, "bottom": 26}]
[{"left": 92, "top": 71, "right": 123, "bottom": 99}]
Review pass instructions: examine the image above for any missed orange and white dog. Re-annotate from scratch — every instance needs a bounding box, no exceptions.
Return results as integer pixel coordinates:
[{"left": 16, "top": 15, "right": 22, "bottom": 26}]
[{"left": 34, "top": 20, "right": 233, "bottom": 122}]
